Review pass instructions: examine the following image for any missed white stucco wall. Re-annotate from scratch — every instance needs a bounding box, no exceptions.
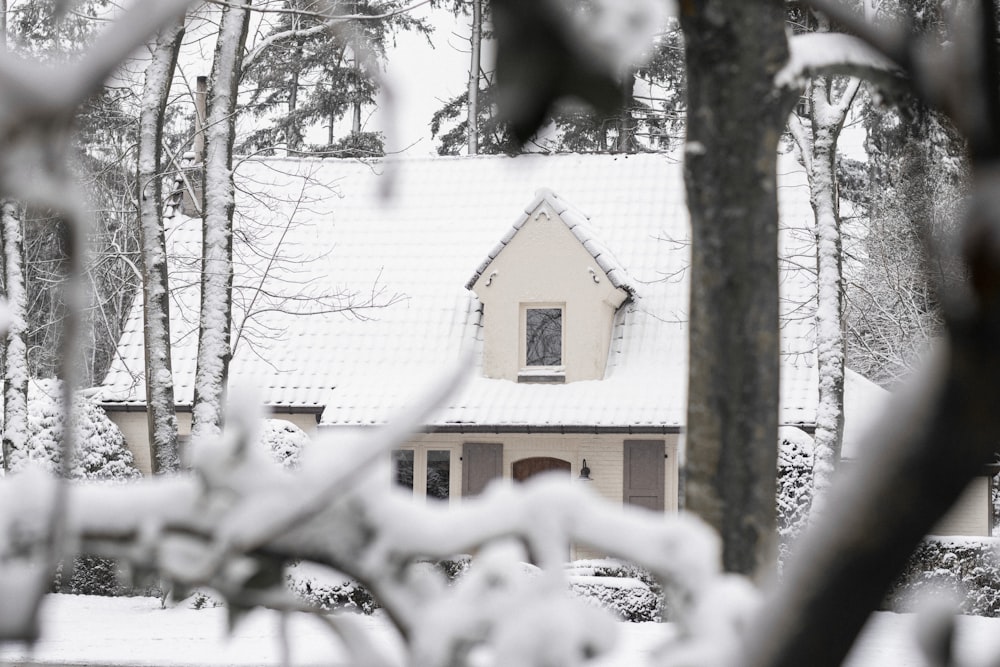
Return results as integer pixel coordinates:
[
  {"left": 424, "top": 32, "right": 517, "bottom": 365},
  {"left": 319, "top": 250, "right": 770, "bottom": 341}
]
[
  {"left": 471, "top": 202, "right": 629, "bottom": 382},
  {"left": 106, "top": 408, "right": 319, "bottom": 476},
  {"left": 391, "top": 431, "right": 680, "bottom": 560}
]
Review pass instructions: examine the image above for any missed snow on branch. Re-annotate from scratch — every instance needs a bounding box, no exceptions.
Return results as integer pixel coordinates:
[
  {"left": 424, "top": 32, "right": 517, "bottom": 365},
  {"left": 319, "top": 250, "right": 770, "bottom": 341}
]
[
  {"left": 775, "top": 32, "right": 904, "bottom": 92},
  {"left": 0, "top": 386, "right": 741, "bottom": 666}
]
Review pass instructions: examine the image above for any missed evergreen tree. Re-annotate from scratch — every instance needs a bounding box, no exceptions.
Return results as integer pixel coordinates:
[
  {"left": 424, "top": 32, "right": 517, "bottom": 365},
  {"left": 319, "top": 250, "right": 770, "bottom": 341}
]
[
  {"left": 430, "top": 5, "right": 685, "bottom": 155},
  {"left": 240, "top": 0, "right": 431, "bottom": 156},
  {"left": 5, "top": 0, "right": 141, "bottom": 386}
]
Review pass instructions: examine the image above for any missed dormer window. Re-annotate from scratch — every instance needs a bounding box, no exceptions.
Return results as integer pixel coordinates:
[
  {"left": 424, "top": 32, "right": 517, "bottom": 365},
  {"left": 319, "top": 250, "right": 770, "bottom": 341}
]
[
  {"left": 525, "top": 306, "right": 563, "bottom": 366},
  {"left": 521, "top": 304, "right": 565, "bottom": 382},
  {"left": 467, "top": 190, "right": 634, "bottom": 383}
]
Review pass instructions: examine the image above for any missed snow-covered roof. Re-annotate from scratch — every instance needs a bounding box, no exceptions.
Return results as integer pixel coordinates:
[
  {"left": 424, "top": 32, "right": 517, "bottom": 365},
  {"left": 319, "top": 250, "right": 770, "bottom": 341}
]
[
  {"left": 99, "top": 152, "right": 845, "bottom": 431},
  {"left": 842, "top": 368, "right": 891, "bottom": 459}
]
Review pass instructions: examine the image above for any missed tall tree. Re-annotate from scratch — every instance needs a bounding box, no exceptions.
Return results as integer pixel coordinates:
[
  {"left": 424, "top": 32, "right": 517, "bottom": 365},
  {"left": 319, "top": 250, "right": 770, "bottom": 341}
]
[
  {"left": 239, "top": 0, "right": 428, "bottom": 156},
  {"left": 1, "top": 202, "right": 28, "bottom": 474},
  {"left": 190, "top": 0, "right": 251, "bottom": 440},
  {"left": 5, "top": 0, "right": 142, "bottom": 387},
  {"left": 680, "top": 0, "right": 798, "bottom": 578},
  {"left": 786, "top": 11, "right": 863, "bottom": 513},
  {"left": 136, "top": 16, "right": 184, "bottom": 473},
  {"left": 466, "top": 0, "right": 482, "bottom": 154},
  {"left": 431, "top": 14, "right": 685, "bottom": 155}
]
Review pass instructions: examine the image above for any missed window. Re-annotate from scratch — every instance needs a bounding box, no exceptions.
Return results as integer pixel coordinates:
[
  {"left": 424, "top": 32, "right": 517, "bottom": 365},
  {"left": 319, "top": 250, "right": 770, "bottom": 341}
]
[
  {"left": 426, "top": 450, "right": 451, "bottom": 500},
  {"left": 392, "top": 449, "right": 414, "bottom": 492},
  {"left": 392, "top": 449, "right": 453, "bottom": 500},
  {"left": 525, "top": 307, "right": 563, "bottom": 367}
]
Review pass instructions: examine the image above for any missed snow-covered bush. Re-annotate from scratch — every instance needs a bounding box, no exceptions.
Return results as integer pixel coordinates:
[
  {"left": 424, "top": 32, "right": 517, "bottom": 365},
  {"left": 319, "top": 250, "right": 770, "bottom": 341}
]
[
  {"left": 777, "top": 427, "right": 815, "bottom": 560},
  {"left": 7, "top": 378, "right": 141, "bottom": 482},
  {"left": 436, "top": 555, "right": 472, "bottom": 581},
  {"left": 6, "top": 379, "right": 141, "bottom": 597},
  {"left": 567, "top": 560, "right": 663, "bottom": 622},
  {"left": 885, "top": 537, "right": 1000, "bottom": 617},
  {"left": 992, "top": 472, "right": 1000, "bottom": 534},
  {"left": 54, "top": 556, "right": 129, "bottom": 597},
  {"left": 287, "top": 562, "right": 378, "bottom": 615},
  {"left": 257, "top": 418, "right": 309, "bottom": 469},
  {"left": 287, "top": 557, "right": 472, "bottom": 615}
]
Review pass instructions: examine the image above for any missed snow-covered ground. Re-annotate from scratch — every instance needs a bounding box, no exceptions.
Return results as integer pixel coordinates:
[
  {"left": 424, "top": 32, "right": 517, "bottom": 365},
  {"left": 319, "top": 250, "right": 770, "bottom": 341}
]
[{"left": 4, "top": 595, "right": 1000, "bottom": 666}]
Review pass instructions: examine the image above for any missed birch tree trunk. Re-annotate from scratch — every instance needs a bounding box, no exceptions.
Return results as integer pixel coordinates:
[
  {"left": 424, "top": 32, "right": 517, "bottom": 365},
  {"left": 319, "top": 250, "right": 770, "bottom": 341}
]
[
  {"left": 466, "top": 0, "right": 482, "bottom": 155},
  {"left": 137, "top": 17, "right": 185, "bottom": 474},
  {"left": 808, "top": 83, "right": 846, "bottom": 516},
  {"left": 1, "top": 202, "right": 27, "bottom": 474},
  {"left": 800, "top": 73, "right": 859, "bottom": 516},
  {"left": 191, "top": 0, "right": 251, "bottom": 440},
  {"left": 679, "top": 0, "right": 797, "bottom": 578}
]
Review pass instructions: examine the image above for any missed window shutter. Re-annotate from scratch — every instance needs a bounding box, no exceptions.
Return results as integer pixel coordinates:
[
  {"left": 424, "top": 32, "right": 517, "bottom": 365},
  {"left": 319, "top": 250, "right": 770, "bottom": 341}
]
[
  {"left": 624, "top": 440, "right": 665, "bottom": 511},
  {"left": 462, "top": 442, "right": 503, "bottom": 497}
]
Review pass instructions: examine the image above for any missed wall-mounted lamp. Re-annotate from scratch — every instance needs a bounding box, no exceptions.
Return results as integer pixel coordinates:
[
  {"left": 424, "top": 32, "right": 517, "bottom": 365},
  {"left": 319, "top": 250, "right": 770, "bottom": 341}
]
[{"left": 578, "top": 459, "right": 592, "bottom": 481}]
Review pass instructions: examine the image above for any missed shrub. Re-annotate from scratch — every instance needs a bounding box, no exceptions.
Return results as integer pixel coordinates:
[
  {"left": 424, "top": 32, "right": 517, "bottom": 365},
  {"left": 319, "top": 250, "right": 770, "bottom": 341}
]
[
  {"left": 62, "top": 556, "right": 128, "bottom": 597},
  {"left": 8, "top": 378, "right": 141, "bottom": 483},
  {"left": 776, "top": 427, "right": 814, "bottom": 552},
  {"left": 7, "top": 379, "right": 141, "bottom": 596},
  {"left": 434, "top": 555, "right": 472, "bottom": 581},
  {"left": 884, "top": 537, "right": 1000, "bottom": 617},
  {"left": 567, "top": 559, "right": 663, "bottom": 622},
  {"left": 287, "top": 562, "right": 379, "bottom": 615},
  {"left": 258, "top": 419, "right": 310, "bottom": 469}
]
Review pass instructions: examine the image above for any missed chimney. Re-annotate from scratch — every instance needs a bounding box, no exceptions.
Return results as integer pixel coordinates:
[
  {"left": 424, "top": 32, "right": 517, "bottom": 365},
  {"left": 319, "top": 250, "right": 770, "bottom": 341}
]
[{"left": 180, "top": 75, "right": 208, "bottom": 217}]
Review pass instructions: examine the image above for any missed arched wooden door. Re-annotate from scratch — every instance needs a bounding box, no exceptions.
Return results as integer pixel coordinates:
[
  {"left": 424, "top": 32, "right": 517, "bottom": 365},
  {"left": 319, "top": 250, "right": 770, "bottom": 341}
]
[{"left": 513, "top": 457, "right": 571, "bottom": 482}]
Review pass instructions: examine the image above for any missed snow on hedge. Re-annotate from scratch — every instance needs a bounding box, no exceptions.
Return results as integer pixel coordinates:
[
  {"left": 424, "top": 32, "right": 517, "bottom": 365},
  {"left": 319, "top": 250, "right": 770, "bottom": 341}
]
[
  {"left": 258, "top": 418, "right": 309, "bottom": 469},
  {"left": 4, "top": 379, "right": 139, "bottom": 482}
]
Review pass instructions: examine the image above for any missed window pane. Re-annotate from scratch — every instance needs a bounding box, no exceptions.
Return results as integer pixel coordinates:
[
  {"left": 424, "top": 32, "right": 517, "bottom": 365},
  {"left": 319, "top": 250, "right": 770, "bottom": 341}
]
[
  {"left": 426, "top": 450, "right": 451, "bottom": 500},
  {"left": 392, "top": 450, "right": 414, "bottom": 492},
  {"left": 526, "top": 308, "right": 562, "bottom": 366}
]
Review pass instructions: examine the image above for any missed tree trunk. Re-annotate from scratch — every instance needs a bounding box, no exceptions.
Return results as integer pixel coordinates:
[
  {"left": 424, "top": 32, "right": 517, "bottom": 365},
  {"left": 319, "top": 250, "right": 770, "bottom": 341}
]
[
  {"left": 191, "top": 0, "right": 251, "bottom": 441},
  {"left": 1, "top": 202, "right": 27, "bottom": 474},
  {"left": 137, "top": 17, "right": 184, "bottom": 474},
  {"left": 807, "top": 74, "right": 851, "bottom": 517},
  {"left": 614, "top": 74, "right": 636, "bottom": 154},
  {"left": 679, "top": 0, "right": 796, "bottom": 578},
  {"left": 287, "top": 29, "right": 303, "bottom": 151},
  {"left": 467, "top": 0, "right": 482, "bottom": 155}
]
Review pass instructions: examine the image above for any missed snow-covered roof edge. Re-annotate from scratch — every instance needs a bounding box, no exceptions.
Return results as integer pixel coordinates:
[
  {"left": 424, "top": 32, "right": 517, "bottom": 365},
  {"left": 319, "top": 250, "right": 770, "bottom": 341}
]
[{"left": 464, "top": 188, "right": 636, "bottom": 294}]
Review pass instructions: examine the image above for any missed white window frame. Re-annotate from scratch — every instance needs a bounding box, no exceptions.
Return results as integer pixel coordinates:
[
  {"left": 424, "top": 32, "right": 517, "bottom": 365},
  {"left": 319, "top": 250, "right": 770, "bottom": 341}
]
[
  {"left": 519, "top": 302, "right": 565, "bottom": 378},
  {"left": 391, "top": 447, "right": 457, "bottom": 501}
]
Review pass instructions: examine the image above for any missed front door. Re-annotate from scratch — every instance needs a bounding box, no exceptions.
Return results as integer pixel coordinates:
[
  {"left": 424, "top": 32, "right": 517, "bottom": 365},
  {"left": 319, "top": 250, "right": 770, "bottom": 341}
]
[{"left": 512, "top": 456, "right": 571, "bottom": 482}]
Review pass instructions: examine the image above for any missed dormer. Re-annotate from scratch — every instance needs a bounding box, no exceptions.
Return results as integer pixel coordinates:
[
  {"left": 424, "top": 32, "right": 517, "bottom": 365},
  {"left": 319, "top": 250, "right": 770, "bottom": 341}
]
[{"left": 466, "top": 189, "right": 634, "bottom": 383}]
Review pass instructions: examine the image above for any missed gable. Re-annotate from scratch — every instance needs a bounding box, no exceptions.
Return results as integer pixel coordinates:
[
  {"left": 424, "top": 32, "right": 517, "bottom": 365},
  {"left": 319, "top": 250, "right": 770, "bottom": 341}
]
[{"left": 467, "top": 189, "right": 634, "bottom": 296}]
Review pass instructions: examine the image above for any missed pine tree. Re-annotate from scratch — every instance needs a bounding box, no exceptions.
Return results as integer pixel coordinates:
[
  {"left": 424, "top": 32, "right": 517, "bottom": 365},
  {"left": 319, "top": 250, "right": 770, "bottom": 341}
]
[
  {"left": 430, "top": 4, "right": 685, "bottom": 155},
  {"left": 240, "top": 0, "right": 430, "bottom": 156},
  {"left": 5, "top": 0, "right": 141, "bottom": 386}
]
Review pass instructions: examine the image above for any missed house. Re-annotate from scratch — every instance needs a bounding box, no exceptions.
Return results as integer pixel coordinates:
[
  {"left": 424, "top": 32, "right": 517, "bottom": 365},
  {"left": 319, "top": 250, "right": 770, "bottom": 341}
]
[{"left": 97, "top": 152, "right": 992, "bottom": 537}]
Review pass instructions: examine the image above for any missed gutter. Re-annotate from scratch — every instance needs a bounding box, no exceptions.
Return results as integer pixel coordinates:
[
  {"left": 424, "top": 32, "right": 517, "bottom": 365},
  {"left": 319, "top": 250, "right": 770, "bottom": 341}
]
[{"left": 101, "top": 402, "right": 325, "bottom": 422}]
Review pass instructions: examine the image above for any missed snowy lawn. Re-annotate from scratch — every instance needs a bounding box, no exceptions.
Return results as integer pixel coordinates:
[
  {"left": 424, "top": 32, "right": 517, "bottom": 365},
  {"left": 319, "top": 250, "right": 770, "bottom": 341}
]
[{"left": 5, "top": 595, "right": 1000, "bottom": 666}]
